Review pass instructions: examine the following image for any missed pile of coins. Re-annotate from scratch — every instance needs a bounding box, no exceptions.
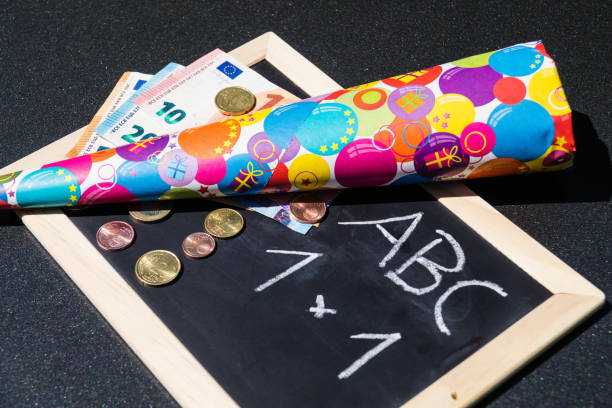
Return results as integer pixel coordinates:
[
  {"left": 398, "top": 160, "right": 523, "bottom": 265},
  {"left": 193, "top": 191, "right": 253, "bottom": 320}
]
[{"left": 95, "top": 203, "right": 245, "bottom": 287}]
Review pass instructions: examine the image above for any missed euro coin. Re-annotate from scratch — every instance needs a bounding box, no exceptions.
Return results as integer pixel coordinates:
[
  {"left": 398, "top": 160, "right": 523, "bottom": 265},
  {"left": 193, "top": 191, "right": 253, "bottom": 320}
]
[
  {"left": 182, "top": 232, "right": 216, "bottom": 258},
  {"left": 129, "top": 201, "right": 172, "bottom": 223},
  {"left": 135, "top": 250, "right": 181, "bottom": 286},
  {"left": 204, "top": 208, "right": 244, "bottom": 239},
  {"left": 214, "top": 86, "right": 256, "bottom": 116},
  {"left": 289, "top": 193, "right": 327, "bottom": 224},
  {"left": 96, "top": 221, "right": 135, "bottom": 251}
]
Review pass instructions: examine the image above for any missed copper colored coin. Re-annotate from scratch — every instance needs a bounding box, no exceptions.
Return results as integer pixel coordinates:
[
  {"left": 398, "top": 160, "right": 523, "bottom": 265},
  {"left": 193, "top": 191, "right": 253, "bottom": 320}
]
[
  {"left": 96, "top": 221, "right": 135, "bottom": 251},
  {"left": 182, "top": 232, "right": 216, "bottom": 258},
  {"left": 289, "top": 193, "right": 327, "bottom": 224}
]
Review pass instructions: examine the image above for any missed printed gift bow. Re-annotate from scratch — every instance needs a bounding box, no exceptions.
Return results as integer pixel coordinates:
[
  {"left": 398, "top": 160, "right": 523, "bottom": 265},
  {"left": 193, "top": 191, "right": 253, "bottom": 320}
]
[{"left": 0, "top": 40, "right": 574, "bottom": 210}]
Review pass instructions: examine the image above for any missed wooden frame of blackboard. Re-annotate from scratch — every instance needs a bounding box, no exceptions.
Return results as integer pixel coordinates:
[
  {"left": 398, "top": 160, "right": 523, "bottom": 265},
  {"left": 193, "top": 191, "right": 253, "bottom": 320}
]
[{"left": 1, "top": 32, "right": 604, "bottom": 408}]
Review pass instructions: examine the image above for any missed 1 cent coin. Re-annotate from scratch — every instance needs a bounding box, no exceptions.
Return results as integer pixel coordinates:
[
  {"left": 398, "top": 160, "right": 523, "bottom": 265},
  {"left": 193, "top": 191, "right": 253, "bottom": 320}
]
[
  {"left": 204, "top": 208, "right": 244, "bottom": 239},
  {"left": 182, "top": 232, "right": 216, "bottom": 258},
  {"left": 135, "top": 250, "right": 181, "bottom": 286},
  {"left": 289, "top": 193, "right": 327, "bottom": 224},
  {"left": 214, "top": 86, "right": 256, "bottom": 116},
  {"left": 96, "top": 221, "right": 135, "bottom": 251}
]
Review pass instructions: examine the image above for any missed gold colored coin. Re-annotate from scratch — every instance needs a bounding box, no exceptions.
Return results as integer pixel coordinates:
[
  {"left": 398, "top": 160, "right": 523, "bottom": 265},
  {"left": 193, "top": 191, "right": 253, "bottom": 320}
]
[
  {"left": 135, "top": 250, "right": 181, "bottom": 286},
  {"left": 204, "top": 208, "right": 244, "bottom": 239},
  {"left": 214, "top": 86, "right": 256, "bottom": 116},
  {"left": 129, "top": 201, "right": 172, "bottom": 223}
]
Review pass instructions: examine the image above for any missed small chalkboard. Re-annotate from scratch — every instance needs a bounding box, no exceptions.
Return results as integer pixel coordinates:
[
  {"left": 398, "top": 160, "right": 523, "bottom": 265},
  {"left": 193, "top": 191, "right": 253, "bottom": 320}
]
[
  {"left": 2, "top": 33, "right": 604, "bottom": 407},
  {"left": 67, "top": 184, "right": 553, "bottom": 408}
]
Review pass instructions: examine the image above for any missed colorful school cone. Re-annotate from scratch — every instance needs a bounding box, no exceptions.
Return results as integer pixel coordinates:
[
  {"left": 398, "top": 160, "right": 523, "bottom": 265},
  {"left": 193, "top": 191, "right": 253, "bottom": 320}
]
[{"left": 0, "top": 41, "right": 574, "bottom": 210}]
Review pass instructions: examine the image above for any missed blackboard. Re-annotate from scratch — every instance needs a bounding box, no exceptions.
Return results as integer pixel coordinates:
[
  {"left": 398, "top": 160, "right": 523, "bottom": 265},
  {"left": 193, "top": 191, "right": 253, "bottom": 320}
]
[{"left": 68, "top": 183, "right": 551, "bottom": 407}]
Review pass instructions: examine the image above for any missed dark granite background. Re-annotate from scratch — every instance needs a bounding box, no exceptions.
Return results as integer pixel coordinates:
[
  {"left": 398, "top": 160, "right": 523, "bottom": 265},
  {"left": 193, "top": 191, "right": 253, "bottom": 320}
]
[{"left": 0, "top": 1, "right": 609, "bottom": 407}]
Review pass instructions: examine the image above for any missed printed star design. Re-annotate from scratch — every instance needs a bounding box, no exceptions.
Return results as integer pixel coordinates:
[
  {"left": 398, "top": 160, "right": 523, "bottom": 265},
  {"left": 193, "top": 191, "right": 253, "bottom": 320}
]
[
  {"left": 69, "top": 184, "right": 77, "bottom": 192},
  {"left": 320, "top": 145, "right": 328, "bottom": 153},
  {"left": 443, "top": 113, "right": 451, "bottom": 119},
  {"left": 239, "top": 118, "right": 245, "bottom": 122},
  {"left": 64, "top": 175, "right": 72, "bottom": 182},
  {"left": 69, "top": 195, "right": 77, "bottom": 202},
  {"left": 224, "top": 120, "right": 233, "bottom": 125},
  {"left": 215, "top": 147, "right": 223, "bottom": 154},
  {"left": 223, "top": 140, "right": 231, "bottom": 147},
  {"left": 530, "top": 64, "right": 536, "bottom": 69},
  {"left": 554, "top": 136, "right": 567, "bottom": 147},
  {"left": 340, "top": 136, "right": 349, "bottom": 144},
  {"left": 346, "top": 128, "right": 354, "bottom": 135},
  {"left": 56, "top": 169, "right": 65, "bottom": 175},
  {"left": 8, "top": 191, "right": 15, "bottom": 197},
  {"left": 432, "top": 116, "right": 440, "bottom": 123},
  {"left": 131, "top": 170, "right": 138, "bottom": 177},
  {"left": 168, "top": 143, "right": 177, "bottom": 148},
  {"left": 229, "top": 132, "right": 237, "bottom": 138},
  {"left": 198, "top": 185, "right": 209, "bottom": 194},
  {"left": 343, "top": 110, "right": 351, "bottom": 116},
  {"left": 301, "top": 178, "right": 312, "bottom": 186},
  {"left": 347, "top": 118, "right": 355, "bottom": 125},
  {"left": 441, "top": 122, "right": 448, "bottom": 129},
  {"left": 331, "top": 143, "right": 339, "bottom": 151},
  {"left": 469, "top": 165, "right": 475, "bottom": 170},
  {"left": 230, "top": 125, "right": 238, "bottom": 130}
]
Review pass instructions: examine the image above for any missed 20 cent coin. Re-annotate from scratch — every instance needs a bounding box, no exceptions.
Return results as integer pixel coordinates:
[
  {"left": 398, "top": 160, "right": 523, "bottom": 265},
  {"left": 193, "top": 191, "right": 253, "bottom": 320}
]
[
  {"left": 135, "top": 250, "right": 181, "bottom": 286},
  {"left": 214, "top": 86, "right": 256, "bottom": 116}
]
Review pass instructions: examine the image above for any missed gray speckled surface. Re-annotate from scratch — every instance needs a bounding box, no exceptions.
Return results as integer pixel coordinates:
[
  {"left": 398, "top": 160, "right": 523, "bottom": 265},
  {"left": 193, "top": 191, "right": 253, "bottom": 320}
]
[{"left": 0, "top": 1, "right": 610, "bottom": 407}]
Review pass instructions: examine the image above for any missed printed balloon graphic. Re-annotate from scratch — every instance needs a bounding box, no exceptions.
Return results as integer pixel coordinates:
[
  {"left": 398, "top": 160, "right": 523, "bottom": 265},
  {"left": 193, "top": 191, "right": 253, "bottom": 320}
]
[
  {"left": 80, "top": 182, "right": 135, "bottom": 205},
  {"left": 336, "top": 88, "right": 395, "bottom": 137},
  {"left": 414, "top": 133, "right": 469, "bottom": 178},
  {"left": 158, "top": 149, "right": 198, "bottom": 187},
  {"left": 116, "top": 160, "right": 170, "bottom": 200},
  {"left": 460, "top": 123, "right": 496, "bottom": 157},
  {"left": 488, "top": 100, "right": 554, "bottom": 162},
  {"left": 295, "top": 103, "right": 358, "bottom": 156},
  {"left": 452, "top": 51, "right": 495, "bottom": 68},
  {"left": 525, "top": 144, "right": 573, "bottom": 172},
  {"left": 16, "top": 167, "right": 81, "bottom": 207},
  {"left": 116, "top": 135, "right": 169, "bottom": 161},
  {"left": 263, "top": 102, "right": 318, "bottom": 148},
  {"left": 388, "top": 85, "right": 435, "bottom": 121},
  {"left": 382, "top": 66, "right": 442, "bottom": 87},
  {"left": 288, "top": 154, "right": 330, "bottom": 190},
  {"left": 467, "top": 158, "right": 529, "bottom": 179},
  {"left": 43, "top": 155, "right": 92, "bottom": 184},
  {"left": 489, "top": 45, "right": 544, "bottom": 77},
  {"left": 0, "top": 171, "right": 21, "bottom": 205},
  {"left": 493, "top": 77, "right": 526, "bottom": 105},
  {"left": 439, "top": 66, "right": 502, "bottom": 106},
  {"left": 528, "top": 68, "right": 571, "bottom": 116},
  {"left": 428, "top": 94, "right": 475, "bottom": 135},
  {"left": 372, "top": 117, "right": 432, "bottom": 162},
  {"left": 335, "top": 139, "right": 397, "bottom": 187},
  {"left": 178, "top": 119, "right": 241, "bottom": 159},
  {"left": 195, "top": 156, "right": 227, "bottom": 186},
  {"left": 218, "top": 154, "right": 272, "bottom": 196},
  {"left": 262, "top": 163, "right": 291, "bottom": 193}
]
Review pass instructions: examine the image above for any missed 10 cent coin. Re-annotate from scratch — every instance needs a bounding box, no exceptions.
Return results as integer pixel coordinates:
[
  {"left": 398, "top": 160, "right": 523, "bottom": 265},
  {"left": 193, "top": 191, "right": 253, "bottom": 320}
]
[
  {"left": 182, "top": 232, "right": 216, "bottom": 258},
  {"left": 96, "top": 221, "right": 135, "bottom": 251},
  {"left": 214, "top": 86, "right": 256, "bottom": 116},
  {"left": 135, "top": 249, "right": 181, "bottom": 286},
  {"left": 204, "top": 208, "right": 244, "bottom": 239}
]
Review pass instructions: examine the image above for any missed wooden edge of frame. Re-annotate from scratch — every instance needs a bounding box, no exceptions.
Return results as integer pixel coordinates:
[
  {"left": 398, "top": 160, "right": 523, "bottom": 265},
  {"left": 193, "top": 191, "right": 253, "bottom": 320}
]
[{"left": 1, "top": 32, "right": 605, "bottom": 408}]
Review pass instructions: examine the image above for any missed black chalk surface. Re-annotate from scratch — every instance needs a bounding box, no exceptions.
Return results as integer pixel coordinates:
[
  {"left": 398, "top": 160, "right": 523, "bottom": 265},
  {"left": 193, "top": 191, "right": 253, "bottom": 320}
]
[{"left": 69, "top": 184, "right": 550, "bottom": 408}]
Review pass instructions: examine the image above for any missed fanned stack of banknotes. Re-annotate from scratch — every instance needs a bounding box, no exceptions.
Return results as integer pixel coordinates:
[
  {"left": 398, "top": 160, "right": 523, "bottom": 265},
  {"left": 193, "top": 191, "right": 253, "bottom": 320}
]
[{"left": 67, "top": 48, "right": 329, "bottom": 234}]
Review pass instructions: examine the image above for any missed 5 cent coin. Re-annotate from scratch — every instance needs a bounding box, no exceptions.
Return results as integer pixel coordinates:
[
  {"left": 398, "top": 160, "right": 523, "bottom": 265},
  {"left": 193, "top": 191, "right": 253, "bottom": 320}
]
[
  {"left": 96, "top": 221, "right": 135, "bottom": 251},
  {"left": 214, "top": 86, "right": 256, "bottom": 116},
  {"left": 135, "top": 250, "right": 181, "bottom": 286},
  {"left": 204, "top": 208, "right": 244, "bottom": 239},
  {"left": 182, "top": 232, "right": 216, "bottom": 258}
]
